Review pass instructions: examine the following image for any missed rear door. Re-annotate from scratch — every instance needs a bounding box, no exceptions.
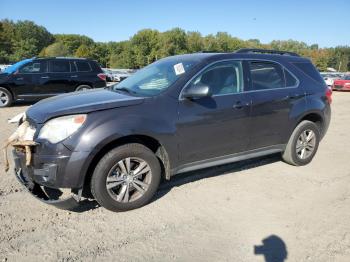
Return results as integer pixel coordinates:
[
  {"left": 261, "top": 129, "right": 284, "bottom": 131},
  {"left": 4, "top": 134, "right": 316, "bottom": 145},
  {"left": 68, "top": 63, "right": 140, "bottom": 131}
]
[
  {"left": 247, "top": 60, "right": 303, "bottom": 149},
  {"left": 177, "top": 60, "right": 252, "bottom": 164},
  {"left": 42, "top": 59, "right": 75, "bottom": 94},
  {"left": 74, "top": 60, "right": 94, "bottom": 88}
]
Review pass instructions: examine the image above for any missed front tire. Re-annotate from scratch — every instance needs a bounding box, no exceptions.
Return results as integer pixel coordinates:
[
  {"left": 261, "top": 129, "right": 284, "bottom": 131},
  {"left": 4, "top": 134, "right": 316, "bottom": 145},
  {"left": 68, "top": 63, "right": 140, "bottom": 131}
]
[
  {"left": 90, "top": 143, "right": 161, "bottom": 212},
  {"left": 0, "top": 87, "right": 13, "bottom": 107},
  {"left": 282, "top": 120, "right": 320, "bottom": 166}
]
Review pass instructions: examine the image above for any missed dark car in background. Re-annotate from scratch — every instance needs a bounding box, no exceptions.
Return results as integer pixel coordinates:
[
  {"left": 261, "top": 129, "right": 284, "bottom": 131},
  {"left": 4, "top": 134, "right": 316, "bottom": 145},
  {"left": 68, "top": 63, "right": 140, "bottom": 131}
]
[
  {"left": 0, "top": 57, "right": 106, "bottom": 107},
  {"left": 10, "top": 49, "right": 331, "bottom": 212}
]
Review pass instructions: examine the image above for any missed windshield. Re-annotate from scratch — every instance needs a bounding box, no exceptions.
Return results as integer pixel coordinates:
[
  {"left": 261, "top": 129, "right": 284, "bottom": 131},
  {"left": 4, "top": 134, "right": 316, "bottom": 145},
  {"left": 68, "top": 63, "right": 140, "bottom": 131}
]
[
  {"left": 3, "top": 59, "right": 33, "bottom": 74},
  {"left": 112, "top": 56, "right": 201, "bottom": 96}
]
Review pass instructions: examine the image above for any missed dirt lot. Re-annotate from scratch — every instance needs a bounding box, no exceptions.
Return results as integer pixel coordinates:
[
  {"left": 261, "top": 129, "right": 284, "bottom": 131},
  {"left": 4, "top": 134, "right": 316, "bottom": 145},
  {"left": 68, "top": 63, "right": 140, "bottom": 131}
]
[{"left": 0, "top": 93, "right": 350, "bottom": 262}]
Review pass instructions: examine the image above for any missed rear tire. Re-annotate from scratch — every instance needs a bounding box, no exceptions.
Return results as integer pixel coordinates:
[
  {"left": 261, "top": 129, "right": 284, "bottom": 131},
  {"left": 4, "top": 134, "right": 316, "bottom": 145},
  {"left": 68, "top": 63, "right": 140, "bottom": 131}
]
[
  {"left": 75, "top": 85, "right": 92, "bottom": 92},
  {"left": 0, "top": 87, "right": 13, "bottom": 107},
  {"left": 90, "top": 143, "right": 161, "bottom": 212},
  {"left": 282, "top": 120, "right": 320, "bottom": 166}
]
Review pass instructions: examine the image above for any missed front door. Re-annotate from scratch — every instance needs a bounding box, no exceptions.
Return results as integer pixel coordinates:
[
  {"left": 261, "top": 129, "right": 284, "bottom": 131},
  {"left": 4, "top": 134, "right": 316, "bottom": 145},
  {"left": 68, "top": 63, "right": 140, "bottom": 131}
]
[
  {"left": 11, "top": 60, "right": 47, "bottom": 100},
  {"left": 177, "top": 60, "right": 251, "bottom": 165}
]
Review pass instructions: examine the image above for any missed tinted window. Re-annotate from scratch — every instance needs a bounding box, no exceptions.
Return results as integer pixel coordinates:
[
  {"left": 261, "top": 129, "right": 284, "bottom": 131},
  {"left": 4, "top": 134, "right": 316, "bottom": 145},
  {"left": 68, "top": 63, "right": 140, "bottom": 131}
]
[
  {"left": 249, "top": 61, "right": 284, "bottom": 90},
  {"left": 70, "top": 61, "right": 77, "bottom": 72},
  {"left": 19, "top": 61, "right": 47, "bottom": 73},
  {"left": 293, "top": 62, "right": 324, "bottom": 84},
  {"left": 284, "top": 69, "right": 298, "bottom": 86},
  {"left": 49, "top": 60, "right": 70, "bottom": 73},
  {"left": 189, "top": 61, "right": 243, "bottom": 95},
  {"left": 76, "top": 61, "right": 91, "bottom": 72}
]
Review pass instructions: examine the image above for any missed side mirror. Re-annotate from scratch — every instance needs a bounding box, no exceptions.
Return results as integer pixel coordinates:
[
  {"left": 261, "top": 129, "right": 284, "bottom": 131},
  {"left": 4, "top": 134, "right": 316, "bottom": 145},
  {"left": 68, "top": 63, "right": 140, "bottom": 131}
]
[{"left": 183, "top": 84, "right": 211, "bottom": 99}]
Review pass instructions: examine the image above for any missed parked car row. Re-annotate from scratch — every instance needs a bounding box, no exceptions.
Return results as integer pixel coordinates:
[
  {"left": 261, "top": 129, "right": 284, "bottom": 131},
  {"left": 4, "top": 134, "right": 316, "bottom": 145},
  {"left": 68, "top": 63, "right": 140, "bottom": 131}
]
[{"left": 320, "top": 72, "right": 350, "bottom": 91}]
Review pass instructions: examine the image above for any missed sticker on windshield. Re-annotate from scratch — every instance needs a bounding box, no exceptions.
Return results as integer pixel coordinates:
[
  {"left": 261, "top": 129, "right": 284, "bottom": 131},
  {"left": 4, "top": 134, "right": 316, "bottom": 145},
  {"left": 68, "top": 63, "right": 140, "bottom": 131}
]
[{"left": 174, "top": 63, "right": 185, "bottom": 75}]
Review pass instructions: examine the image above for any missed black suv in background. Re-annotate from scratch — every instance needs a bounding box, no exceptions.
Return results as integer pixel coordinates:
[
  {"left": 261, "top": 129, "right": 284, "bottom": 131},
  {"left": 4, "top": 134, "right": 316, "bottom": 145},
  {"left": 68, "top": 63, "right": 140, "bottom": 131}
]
[
  {"left": 0, "top": 57, "right": 106, "bottom": 107},
  {"left": 10, "top": 49, "right": 331, "bottom": 212}
]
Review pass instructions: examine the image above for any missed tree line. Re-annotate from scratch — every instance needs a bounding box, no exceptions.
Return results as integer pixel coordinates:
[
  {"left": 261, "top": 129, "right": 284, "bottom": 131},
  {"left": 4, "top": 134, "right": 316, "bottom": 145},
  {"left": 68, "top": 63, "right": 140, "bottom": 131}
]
[{"left": 0, "top": 19, "right": 349, "bottom": 71}]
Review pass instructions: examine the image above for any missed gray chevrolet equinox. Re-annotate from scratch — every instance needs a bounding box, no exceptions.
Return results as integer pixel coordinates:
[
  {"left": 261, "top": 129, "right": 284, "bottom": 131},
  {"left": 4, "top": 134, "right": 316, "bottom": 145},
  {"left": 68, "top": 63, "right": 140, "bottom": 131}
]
[{"left": 10, "top": 49, "right": 331, "bottom": 212}]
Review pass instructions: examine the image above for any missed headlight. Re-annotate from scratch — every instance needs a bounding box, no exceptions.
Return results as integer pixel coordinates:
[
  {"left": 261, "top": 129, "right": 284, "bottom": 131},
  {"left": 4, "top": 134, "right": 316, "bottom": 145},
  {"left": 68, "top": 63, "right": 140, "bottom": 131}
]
[{"left": 38, "top": 114, "right": 87, "bottom": 143}]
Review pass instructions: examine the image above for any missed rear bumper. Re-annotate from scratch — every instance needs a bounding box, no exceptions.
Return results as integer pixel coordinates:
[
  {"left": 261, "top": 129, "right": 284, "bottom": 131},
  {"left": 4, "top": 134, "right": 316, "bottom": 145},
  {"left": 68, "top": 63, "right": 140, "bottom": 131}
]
[{"left": 12, "top": 150, "right": 82, "bottom": 210}]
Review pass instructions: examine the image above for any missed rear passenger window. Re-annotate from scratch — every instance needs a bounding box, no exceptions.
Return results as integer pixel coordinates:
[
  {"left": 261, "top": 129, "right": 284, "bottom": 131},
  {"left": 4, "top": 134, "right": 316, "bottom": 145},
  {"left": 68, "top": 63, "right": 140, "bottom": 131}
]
[
  {"left": 284, "top": 69, "right": 298, "bottom": 87},
  {"left": 49, "top": 60, "right": 70, "bottom": 73},
  {"left": 249, "top": 61, "right": 284, "bottom": 90},
  {"left": 76, "top": 61, "right": 91, "bottom": 72}
]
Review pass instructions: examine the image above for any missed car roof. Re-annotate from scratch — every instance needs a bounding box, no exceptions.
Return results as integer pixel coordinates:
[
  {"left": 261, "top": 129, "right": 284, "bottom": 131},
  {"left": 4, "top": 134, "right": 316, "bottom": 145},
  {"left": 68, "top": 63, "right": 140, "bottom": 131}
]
[{"left": 170, "top": 50, "right": 310, "bottom": 64}]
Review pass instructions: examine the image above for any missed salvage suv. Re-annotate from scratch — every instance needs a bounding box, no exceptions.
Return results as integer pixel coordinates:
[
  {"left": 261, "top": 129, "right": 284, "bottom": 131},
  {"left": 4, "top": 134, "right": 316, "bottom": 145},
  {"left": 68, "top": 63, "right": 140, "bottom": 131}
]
[
  {"left": 8, "top": 49, "right": 331, "bottom": 212},
  {"left": 0, "top": 57, "right": 106, "bottom": 107}
]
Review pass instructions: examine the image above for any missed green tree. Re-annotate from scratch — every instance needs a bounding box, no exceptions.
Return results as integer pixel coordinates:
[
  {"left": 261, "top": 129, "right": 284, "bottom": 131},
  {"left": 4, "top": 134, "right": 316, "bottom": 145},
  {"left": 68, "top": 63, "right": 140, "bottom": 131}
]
[
  {"left": 159, "top": 28, "right": 187, "bottom": 57},
  {"left": 54, "top": 34, "right": 94, "bottom": 55},
  {"left": 131, "top": 29, "right": 160, "bottom": 67},
  {"left": 186, "top": 31, "right": 204, "bottom": 52},
  {"left": 40, "top": 42, "right": 69, "bottom": 57},
  {"left": 75, "top": 44, "right": 91, "bottom": 58}
]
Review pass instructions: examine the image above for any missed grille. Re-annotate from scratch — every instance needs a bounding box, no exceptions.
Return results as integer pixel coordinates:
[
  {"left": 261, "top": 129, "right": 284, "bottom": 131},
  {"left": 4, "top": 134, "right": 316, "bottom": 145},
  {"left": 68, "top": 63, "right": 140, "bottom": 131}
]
[{"left": 334, "top": 85, "right": 343, "bottom": 89}]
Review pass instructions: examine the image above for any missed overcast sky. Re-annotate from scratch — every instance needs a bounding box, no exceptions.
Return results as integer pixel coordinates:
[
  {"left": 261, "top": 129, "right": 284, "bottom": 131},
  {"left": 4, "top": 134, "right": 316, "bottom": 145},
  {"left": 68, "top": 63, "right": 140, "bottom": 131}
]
[{"left": 0, "top": 0, "right": 349, "bottom": 47}]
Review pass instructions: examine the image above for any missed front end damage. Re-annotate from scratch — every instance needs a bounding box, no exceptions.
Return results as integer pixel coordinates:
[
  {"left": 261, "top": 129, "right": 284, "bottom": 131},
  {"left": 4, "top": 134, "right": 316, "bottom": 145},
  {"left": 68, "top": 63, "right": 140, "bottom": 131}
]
[{"left": 3, "top": 117, "right": 83, "bottom": 210}]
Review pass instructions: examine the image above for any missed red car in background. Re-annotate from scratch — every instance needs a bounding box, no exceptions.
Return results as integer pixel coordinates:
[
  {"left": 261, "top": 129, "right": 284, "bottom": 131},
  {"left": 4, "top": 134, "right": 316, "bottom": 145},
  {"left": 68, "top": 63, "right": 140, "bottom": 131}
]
[{"left": 333, "top": 75, "right": 350, "bottom": 91}]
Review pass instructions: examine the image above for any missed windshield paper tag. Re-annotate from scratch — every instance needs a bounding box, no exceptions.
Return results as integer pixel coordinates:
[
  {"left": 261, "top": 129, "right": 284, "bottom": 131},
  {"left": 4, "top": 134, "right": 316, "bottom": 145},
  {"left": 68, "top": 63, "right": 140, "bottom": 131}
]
[{"left": 174, "top": 63, "right": 185, "bottom": 75}]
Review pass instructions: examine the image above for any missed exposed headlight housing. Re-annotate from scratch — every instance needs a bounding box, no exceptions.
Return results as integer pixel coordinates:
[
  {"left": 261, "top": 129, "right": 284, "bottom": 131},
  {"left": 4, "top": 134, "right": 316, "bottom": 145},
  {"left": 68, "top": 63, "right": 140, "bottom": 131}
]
[{"left": 38, "top": 114, "right": 87, "bottom": 143}]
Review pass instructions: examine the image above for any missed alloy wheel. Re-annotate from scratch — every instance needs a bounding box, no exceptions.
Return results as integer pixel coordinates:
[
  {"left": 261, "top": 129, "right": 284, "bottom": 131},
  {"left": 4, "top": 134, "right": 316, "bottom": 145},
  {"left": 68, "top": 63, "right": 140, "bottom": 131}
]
[
  {"left": 296, "top": 129, "right": 316, "bottom": 159},
  {"left": 0, "top": 91, "right": 9, "bottom": 106},
  {"left": 106, "top": 157, "right": 152, "bottom": 203}
]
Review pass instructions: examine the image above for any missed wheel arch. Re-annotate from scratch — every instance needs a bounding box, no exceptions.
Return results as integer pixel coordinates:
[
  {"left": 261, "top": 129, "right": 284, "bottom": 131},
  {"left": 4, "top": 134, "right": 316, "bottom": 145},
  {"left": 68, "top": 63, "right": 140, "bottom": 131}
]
[
  {"left": 296, "top": 111, "right": 325, "bottom": 136},
  {"left": 82, "top": 134, "right": 170, "bottom": 196},
  {"left": 0, "top": 86, "right": 14, "bottom": 100}
]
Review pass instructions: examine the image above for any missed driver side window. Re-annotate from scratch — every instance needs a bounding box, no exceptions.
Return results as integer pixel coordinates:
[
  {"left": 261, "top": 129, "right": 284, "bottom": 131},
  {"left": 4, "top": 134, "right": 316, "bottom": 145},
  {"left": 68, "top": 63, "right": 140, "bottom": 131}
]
[
  {"left": 19, "top": 61, "right": 46, "bottom": 73},
  {"left": 189, "top": 61, "right": 243, "bottom": 95}
]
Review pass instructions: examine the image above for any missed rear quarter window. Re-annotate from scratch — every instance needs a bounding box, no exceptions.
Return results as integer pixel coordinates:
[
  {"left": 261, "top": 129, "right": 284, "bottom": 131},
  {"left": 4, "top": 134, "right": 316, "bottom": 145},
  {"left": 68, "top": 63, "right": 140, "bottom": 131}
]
[
  {"left": 75, "top": 61, "right": 92, "bottom": 72},
  {"left": 292, "top": 62, "right": 325, "bottom": 84}
]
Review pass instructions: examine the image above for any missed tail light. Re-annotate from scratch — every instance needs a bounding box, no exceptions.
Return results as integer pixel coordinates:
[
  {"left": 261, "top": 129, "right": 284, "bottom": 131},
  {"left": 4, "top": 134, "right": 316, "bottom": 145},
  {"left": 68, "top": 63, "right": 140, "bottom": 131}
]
[
  {"left": 326, "top": 87, "right": 332, "bottom": 104},
  {"left": 97, "top": 73, "right": 106, "bottom": 81}
]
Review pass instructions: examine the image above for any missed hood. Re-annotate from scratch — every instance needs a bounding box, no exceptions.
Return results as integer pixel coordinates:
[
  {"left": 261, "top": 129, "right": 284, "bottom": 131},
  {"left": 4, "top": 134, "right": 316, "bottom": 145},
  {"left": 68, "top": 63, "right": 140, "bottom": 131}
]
[{"left": 26, "top": 88, "right": 145, "bottom": 123}]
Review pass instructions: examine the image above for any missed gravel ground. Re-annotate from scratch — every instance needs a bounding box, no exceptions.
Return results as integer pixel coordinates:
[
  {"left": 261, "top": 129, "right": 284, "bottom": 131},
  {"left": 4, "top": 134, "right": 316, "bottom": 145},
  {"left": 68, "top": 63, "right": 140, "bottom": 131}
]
[{"left": 0, "top": 93, "right": 350, "bottom": 262}]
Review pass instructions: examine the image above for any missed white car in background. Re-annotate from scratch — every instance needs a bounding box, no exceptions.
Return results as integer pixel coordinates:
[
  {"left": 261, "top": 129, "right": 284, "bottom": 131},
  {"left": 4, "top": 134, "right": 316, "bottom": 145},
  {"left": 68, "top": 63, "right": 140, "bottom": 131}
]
[
  {"left": 0, "top": 64, "right": 11, "bottom": 72},
  {"left": 111, "top": 69, "right": 137, "bottom": 82}
]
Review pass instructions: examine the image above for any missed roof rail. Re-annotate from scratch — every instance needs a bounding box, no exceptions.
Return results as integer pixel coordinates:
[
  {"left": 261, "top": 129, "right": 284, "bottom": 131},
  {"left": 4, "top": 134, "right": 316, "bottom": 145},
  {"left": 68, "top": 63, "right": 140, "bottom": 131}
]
[
  {"left": 236, "top": 48, "right": 300, "bottom": 57},
  {"left": 36, "top": 57, "right": 87, "bottom": 60}
]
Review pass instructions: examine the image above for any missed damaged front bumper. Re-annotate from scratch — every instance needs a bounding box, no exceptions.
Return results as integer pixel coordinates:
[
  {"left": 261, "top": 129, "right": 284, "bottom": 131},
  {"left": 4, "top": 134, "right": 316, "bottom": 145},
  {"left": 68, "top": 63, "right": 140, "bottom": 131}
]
[{"left": 12, "top": 149, "right": 83, "bottom": 210}]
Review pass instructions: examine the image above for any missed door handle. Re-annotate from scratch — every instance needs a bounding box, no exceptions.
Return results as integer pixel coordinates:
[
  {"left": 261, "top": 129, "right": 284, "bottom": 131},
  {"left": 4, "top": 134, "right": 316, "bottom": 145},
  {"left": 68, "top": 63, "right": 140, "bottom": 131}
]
[
  {"left": 41, "top": 76, "right": 50, "bottom": 79},
  {"left": 233, "top": 101, "right": 249, "bottom": 109},
  {"left": 16, "top": 77, "right": 23, "bottom": 81},
  {"left": 71, "top": 75, "right": 78, "bottom": 78}
]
